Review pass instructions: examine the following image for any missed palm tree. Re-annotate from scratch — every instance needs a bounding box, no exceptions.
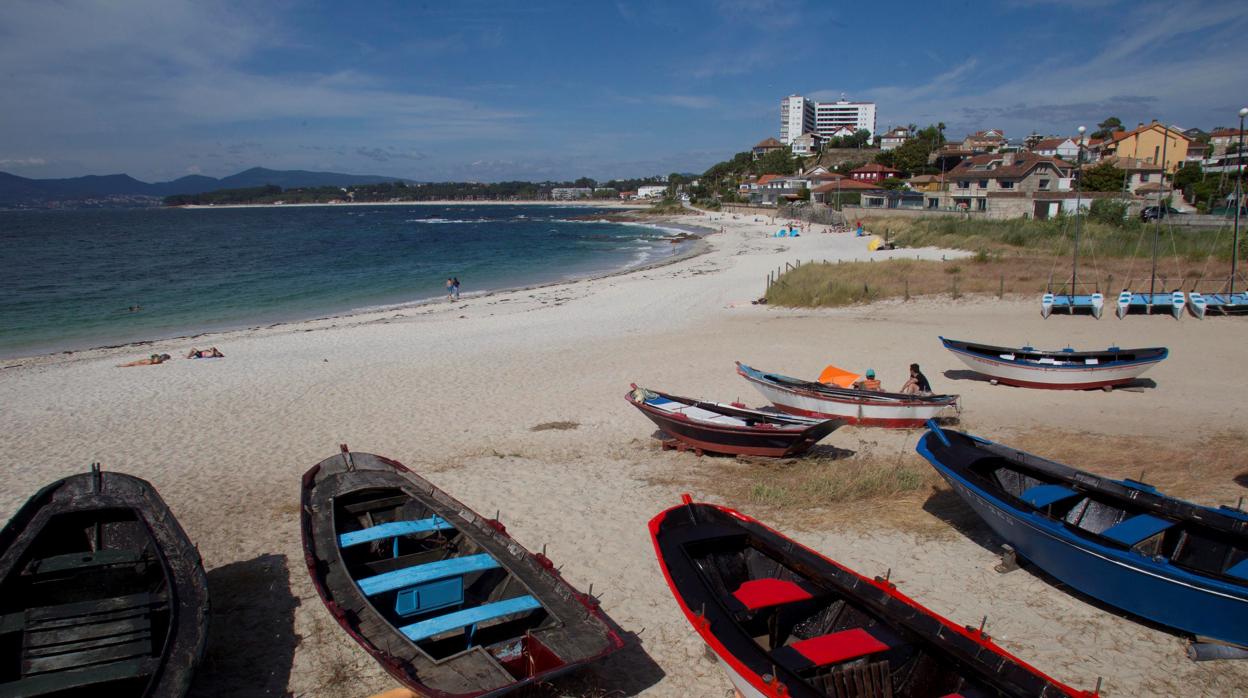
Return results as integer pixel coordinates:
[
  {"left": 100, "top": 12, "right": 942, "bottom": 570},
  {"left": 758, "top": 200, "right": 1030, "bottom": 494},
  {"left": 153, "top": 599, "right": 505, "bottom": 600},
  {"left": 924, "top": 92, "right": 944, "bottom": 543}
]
[{"left": 937, "top": 122, "right": 946, "bottom": 146}]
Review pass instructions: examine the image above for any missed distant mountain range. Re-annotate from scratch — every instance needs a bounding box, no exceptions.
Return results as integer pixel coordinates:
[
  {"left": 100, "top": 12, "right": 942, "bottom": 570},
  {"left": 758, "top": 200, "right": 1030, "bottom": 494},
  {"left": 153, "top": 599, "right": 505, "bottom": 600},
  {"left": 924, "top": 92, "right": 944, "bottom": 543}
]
[{"left": 0, "top": 167, "right": 412, "bottom": 207}]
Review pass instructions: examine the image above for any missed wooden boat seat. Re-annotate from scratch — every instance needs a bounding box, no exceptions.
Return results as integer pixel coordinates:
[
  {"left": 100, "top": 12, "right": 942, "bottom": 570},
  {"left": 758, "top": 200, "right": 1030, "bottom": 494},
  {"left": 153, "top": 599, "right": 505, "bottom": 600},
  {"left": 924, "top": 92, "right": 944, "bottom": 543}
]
[
  {"left": 5, "top": 592, "right": 164, "bottom": 695},
  {"left": 1100, "top": 513, "right": 1175, "bottom": 547},
  {"left": 1223, "top": 557, "right": 1248, "bottom": 581},
  {"left": 357, "top": 553, "right": 499, "bottom": 597},
  {"left": 26, "top": 548, "right": 145, "bottom": 574},
  {"left": 398, "top": 594, "right": 541, "bottom": 643},
  {"left": 731, "top": 578, "right": 816, "bottom": 611},
  {"left": 772, "top": 627, "right": 892, "bottom": 672},
  {"left": 338, "top": 517, "right": 455, "bottom": 548},
  {"left": 646, "top": 398, "right": 751, "bottom": 427},
  {"left": 1019, "top": 484, "right": 1080, "bottom": 509}
]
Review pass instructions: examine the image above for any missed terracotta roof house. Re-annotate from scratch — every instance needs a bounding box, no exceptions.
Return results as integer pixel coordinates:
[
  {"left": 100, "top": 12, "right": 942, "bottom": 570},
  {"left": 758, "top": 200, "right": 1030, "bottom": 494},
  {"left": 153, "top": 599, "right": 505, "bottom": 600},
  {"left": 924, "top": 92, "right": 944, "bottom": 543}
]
[
  {"left": 1090, "top": 121, "right": 1190, "bottom": 172},
  {"left": 1210, "top": 128, "right": 1247, "bottom": 155},
  {"left": 906, "top": 174, "right": 943, "bottom": 192},
  {"left": 962, "top": 129, "right": 1007, "bottom": 152},
  {"left": 752, "top": 137, "right": 785, "bottom": 160},
  {"left": 880, "top": 127, "right": 911, "bottom": 151},
  {"left": 848, "top": 163, "right": 903, "bottom": 183},
  {"left": 1030, "top": 137, "right": 1079, "bottom": 160},
  {"left": 933, "top": 152, "right": 1073, "bottom": 215},
  {"left": 810, "top": 178, "right": 880, "bottom": 204},
  {"left": 1102, "top": 156, "right": 1166, "bottom": 195}
]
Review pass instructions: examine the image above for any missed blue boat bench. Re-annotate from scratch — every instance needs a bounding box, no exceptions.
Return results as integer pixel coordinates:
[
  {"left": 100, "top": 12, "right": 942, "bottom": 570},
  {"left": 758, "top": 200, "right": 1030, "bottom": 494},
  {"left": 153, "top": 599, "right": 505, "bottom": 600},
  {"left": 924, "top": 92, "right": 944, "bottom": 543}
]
[
  {"left": 1225, "top": 558, "right": 1248, "bottom": 581},
  {"left": 398, "top": 595, "right": 542, "bottom": 643},
  {"left": 1101, "top": 513, "right": 1175, "bottom": 548},
  {"left": 338, "top": 516, "right": 455, "bottom": 548},
  {"left": 1020, "top": 484, "right": 1081, "bottom": 509}
]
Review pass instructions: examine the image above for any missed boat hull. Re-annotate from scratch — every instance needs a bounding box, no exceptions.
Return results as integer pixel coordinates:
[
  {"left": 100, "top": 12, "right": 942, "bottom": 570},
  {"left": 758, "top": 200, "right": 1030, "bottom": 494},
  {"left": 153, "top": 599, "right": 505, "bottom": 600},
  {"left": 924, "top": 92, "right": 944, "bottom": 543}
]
[
  {"left": 918, "top": 435, "right": 1248, "bottom": 647},
  {"left": 737, "top": 367, "right": 955, "bottom": 428},
  {"left": 626, "top": 388, "right": 840, "bottom": 457},
  {"left": 943, "top": 349, "right": 1162, "bottom": 390}
]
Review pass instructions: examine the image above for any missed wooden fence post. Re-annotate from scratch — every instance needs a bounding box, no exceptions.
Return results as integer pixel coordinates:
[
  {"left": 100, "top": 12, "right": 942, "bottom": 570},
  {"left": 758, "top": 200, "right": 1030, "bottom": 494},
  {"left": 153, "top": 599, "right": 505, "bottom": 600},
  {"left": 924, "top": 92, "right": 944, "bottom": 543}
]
[
  {"left": 952, "top": 276, "right": 960, "bottom": 300},
  {"left": 904, "top": 277, "right": 910, "bottom": 301},
  {"left": 998, "top": 274, "right": 1004, "bottom": 298}
]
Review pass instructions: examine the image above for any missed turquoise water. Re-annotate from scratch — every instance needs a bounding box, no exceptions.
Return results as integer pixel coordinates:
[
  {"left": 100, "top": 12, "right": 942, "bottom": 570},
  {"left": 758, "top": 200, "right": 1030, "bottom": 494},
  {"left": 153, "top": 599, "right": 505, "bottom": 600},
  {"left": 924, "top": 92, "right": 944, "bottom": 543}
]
[{"left": 0, "top": 205, "right": 686, "bottom": 358}]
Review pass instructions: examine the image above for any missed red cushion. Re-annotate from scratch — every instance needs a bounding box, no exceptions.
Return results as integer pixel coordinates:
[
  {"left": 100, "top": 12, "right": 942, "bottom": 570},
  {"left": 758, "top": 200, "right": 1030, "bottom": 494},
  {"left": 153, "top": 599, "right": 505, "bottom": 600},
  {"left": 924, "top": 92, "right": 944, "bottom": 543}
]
[
  {"left": 791, "top": 628, "right": 889, "bottom": 666},
  {"left": 731, "top": 578, "right": 813, "bottom": 610}
]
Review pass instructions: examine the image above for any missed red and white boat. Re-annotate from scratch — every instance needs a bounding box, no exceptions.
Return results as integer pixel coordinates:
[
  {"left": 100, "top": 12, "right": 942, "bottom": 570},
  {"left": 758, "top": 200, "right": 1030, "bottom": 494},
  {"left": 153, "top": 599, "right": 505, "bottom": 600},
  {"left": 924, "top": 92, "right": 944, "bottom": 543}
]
[
  {"left": 736, "top": 362, "right": 958, "bottom": 428},
  {"left": 940, "top": 337, "right": 1168, "bottom": 390},
  {"left": 649, "top": 496, "right": 1097, "bottom": 698}
]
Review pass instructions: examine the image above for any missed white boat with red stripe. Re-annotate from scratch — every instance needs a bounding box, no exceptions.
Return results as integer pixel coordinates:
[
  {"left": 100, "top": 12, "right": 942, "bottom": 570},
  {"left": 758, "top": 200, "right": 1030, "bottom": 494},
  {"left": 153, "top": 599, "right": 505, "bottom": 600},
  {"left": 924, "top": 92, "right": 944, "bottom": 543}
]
[{"left": 735, "top": 362, "right": 958, "bottom": 428}]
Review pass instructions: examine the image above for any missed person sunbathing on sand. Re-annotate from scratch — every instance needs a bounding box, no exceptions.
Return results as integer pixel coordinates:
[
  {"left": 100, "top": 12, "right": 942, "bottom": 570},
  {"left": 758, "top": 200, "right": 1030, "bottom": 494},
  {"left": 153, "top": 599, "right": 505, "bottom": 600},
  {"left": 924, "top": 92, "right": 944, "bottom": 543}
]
[
  {"left": 186, "top": 347, "right": 224, "bottom": 359},
  {"left": 119, "top": 353, "right": 170, "bottom": 367}
]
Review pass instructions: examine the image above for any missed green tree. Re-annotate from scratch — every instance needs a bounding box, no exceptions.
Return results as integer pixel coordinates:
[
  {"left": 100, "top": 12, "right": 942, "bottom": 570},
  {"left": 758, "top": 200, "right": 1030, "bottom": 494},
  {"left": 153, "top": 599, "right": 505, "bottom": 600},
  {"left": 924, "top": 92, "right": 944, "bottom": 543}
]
[
  {"left": 1088, "top": 198, "right": 1129, "bottom": 226},
  {"left": 753, "top": 147, "right": 798, "bottom": 175},
  {"left": 1090, "top": 117, "right": 1124, "bottom": 141},
  {"left": 1079, "top": 161, "right": 1126, "bottom": 192},
  {"left": 878, "top": 177, "right": 906, "bottom": 190}
]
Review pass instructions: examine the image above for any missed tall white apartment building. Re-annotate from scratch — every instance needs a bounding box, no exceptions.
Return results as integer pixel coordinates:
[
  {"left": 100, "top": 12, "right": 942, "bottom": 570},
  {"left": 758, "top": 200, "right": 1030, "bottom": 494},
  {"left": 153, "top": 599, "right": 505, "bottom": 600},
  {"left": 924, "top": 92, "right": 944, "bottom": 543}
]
[
  {"left": 780, "top": 95, "right": 815, "bottom": 145},
  {"left": 779, "top": 94, "right": 877, "bottom": 145}
]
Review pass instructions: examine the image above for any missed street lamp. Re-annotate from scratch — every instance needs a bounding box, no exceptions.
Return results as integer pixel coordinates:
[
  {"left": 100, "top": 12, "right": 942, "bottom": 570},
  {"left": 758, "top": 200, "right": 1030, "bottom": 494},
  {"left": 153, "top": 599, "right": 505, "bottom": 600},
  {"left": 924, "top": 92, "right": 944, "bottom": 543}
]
[{"left": 1072, "top": 125, "right": 1086, "bottom": 298}]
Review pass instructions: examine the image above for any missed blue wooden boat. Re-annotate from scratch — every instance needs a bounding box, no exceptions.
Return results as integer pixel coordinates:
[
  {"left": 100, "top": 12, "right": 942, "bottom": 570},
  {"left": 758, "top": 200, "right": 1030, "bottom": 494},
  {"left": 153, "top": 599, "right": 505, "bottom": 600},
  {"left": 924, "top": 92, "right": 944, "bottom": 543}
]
[
  {"left": 301, "top": 446, "right": 623, "bottom": 697},
  {"left": 916, "top": 423, "right": 1248, "bottom": 648}
]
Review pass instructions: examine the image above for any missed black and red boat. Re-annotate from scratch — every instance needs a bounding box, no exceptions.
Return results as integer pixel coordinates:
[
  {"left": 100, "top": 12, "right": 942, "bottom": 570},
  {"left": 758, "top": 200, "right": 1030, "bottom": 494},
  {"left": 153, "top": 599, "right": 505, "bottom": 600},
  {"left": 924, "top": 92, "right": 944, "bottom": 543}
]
[
  {"left": 301, "top": 446, "right": 624, "bottom": 697},
  {"left": 649, "top": 496, "right": 1097, "bottom": 698},
  {"left": 0, "top": 466, "right": 209, "bottom": 697},
  {"left": 626, "top": 385, "right": 842, "bottom": 457}
]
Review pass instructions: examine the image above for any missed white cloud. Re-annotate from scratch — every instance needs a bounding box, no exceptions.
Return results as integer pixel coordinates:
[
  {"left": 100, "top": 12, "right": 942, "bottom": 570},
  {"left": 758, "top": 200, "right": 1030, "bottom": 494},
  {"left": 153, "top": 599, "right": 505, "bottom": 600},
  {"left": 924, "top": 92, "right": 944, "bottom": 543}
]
[
  {"left": 833, "top": 1, "right": 1248, "bottom": 136},
  {"left": 0, "top": 1, "right": 526, "bottom": 178},
  {"left": 0, "top": 158, "right": 47, "bottom": 168}
]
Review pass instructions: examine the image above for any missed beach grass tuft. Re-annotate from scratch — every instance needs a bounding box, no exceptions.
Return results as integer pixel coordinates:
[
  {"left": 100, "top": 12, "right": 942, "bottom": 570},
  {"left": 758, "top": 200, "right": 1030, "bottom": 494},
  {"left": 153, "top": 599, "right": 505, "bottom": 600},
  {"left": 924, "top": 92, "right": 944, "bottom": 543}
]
[{"left": 531, "top": 420, "right": 581, "bottom": 431}]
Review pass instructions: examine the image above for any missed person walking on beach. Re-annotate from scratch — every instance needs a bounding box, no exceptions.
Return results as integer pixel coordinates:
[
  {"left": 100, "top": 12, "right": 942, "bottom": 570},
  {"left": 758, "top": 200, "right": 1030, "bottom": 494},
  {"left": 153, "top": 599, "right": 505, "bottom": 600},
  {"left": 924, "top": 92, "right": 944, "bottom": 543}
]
[
  {"left": 446, "top": 277, "right": 454, "bottom": 301},
  {"left": 900, "top": 363, "right": 931, "bottom": 394},
  {"left": 451, "top": 277, "right": 461, "bottom": 300}
]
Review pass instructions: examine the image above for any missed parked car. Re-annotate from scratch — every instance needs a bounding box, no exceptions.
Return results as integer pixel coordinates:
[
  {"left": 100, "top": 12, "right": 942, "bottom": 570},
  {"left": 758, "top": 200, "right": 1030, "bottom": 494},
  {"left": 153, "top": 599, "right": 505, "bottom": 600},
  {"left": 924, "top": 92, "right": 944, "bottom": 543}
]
[{"left": 1141, "top": 205, "right": 1185, "bottom": 221}]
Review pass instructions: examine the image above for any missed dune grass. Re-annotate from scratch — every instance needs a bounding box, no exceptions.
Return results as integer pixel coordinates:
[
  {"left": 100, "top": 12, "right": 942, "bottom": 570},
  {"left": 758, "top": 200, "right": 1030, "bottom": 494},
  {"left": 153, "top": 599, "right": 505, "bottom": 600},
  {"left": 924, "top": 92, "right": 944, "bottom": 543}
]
[
  {"left": 766, "top": 212, "right": 1242, "bottom": 308},
  {"left": 765, "top": 254, "right": 1233, "bottom": 308},
  {"left": 866, "top": 215, "right": 1241, "bottom": 261}
]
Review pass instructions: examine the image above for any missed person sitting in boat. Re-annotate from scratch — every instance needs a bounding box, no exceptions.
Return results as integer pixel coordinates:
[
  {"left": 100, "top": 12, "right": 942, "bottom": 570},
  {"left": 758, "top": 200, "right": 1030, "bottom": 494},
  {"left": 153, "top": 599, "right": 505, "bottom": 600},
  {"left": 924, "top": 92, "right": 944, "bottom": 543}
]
[
  {"left": 118, "top": 353, "right": 171, "bottom": 367},
  {"left": 900, "top": 363, "right": 932, "bottom": 394},
  {"left": 853, "top": 369, "right": 883, "bottom": 391},
  {"left": 186, "top": 347, "right": 224, "bottom": 359}
]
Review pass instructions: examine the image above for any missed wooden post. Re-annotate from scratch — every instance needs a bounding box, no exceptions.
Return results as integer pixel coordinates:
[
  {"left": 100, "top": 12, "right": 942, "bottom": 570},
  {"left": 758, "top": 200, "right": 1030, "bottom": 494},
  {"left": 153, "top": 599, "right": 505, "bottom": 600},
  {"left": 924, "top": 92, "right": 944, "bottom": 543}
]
[
  {"left": 953, "top": 276, "right": 960, "bottom": 299},
  {"left": 998, "top": 274, "right": 1004, "bottom": 298},
  {"left": 904, "top": 277, "right": 910, "bottom": 301}
]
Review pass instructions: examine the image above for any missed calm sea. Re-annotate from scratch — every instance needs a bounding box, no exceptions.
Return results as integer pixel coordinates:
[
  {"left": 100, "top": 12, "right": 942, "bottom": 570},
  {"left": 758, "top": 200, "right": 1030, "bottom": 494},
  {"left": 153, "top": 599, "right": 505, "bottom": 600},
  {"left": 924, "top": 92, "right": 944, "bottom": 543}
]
[{"left": 0, "top": 204, "right": 688, "bottom": 358}]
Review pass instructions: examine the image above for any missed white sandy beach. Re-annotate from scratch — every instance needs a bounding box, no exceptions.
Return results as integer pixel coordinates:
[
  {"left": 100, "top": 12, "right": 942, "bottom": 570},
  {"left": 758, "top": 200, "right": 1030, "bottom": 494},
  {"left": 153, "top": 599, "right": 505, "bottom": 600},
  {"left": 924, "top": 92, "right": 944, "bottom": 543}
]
[{"left": 2, "top": 210, "right": 1246, "bottom": 696}]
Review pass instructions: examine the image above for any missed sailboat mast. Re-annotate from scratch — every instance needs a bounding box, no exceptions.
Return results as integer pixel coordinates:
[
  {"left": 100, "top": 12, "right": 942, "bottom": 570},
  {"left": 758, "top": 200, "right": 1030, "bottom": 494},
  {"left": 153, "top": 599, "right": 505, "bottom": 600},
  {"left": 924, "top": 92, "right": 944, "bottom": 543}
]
[
  {"left": 1072, "top": 126, "right": 1086, "bottom": 298},
  {"left": 1232, "top": 108, "right": 1246, "bottom": 297},
  {"left": 1150, "top": 125, "right": 1169, "bottom": 303}
]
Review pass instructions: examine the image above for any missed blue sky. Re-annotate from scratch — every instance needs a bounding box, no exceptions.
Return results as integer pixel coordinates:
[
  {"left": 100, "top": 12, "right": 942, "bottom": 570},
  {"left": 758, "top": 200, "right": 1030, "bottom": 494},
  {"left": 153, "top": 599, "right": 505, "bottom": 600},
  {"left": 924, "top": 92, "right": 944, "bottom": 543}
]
[{"left": 1, "top": 0, "right": 1245, "bottom": 182}]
